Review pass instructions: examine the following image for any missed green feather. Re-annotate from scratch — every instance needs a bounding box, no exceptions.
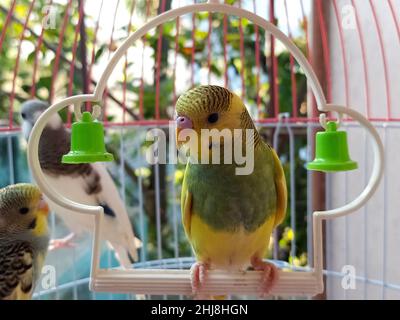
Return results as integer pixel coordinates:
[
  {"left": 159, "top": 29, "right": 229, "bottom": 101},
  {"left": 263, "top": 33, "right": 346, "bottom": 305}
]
[{"left": 185, "top": 144, "right": 277, "bottom": 233}]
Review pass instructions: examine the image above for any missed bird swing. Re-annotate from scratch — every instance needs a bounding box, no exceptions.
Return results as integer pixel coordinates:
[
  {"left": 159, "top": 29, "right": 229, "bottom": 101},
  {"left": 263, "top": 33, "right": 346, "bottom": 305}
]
[{"left": 27, "top": 0, "right": 384, "bottom": 297}]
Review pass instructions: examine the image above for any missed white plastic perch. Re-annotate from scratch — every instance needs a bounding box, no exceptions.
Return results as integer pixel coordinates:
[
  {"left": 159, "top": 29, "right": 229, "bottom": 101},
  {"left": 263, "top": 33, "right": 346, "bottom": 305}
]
[{"left": 27, "top": 2, "right": 384, "bottom": 297}]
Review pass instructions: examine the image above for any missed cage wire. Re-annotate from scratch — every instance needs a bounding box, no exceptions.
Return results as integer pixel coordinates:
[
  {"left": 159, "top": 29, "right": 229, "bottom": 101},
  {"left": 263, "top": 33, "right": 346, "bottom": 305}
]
[{"left": 0, "top": 0, "right": 398, "bottom": 299}]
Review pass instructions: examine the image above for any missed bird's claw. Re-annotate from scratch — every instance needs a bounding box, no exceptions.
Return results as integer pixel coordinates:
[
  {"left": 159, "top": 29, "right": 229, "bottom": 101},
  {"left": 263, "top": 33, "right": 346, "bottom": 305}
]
[
  {"left": 251, "top": 257, "right": 279, "bottom": 298},
  {"left": 48, "top": 233, "right": 76, "bottom": 251},
  {"left": 190, "top": 262, "right": 208, "bottom": 298}
]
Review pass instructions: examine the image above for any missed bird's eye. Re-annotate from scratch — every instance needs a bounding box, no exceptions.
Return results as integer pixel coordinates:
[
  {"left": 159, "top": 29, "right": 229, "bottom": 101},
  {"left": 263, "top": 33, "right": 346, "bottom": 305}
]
[
  {"left": 21, "top": 112, "right": 26, "bottom": 119},
  {"left": 19, "top": 207, "right": 29, "bottom": 215},
  {"left": 207, "top": 113, "right": 219, "bottom": 124}
]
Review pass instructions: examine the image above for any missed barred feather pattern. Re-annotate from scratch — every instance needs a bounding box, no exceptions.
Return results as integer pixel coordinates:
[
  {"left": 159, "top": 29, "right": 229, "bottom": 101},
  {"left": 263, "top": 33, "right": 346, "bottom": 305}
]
[
  {"left": 176, "top": 85, "right": 232, "bottom": 115},
  {"left": 0, "top": 184, "right": 39, "bottom": 214},
  {"left": 0, "top": 242, "right": 36, "bottom": 300}
]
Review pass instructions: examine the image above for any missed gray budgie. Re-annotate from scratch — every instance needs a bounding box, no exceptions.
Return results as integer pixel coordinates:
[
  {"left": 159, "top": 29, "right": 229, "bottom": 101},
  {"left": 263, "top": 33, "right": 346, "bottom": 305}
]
[{"left": 21, "top": 100, "right": 141, "bottom": 268}]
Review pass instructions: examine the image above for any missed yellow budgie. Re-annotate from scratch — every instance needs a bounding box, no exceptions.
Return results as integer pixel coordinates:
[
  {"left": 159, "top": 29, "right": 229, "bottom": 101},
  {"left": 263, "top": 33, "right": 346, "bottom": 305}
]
[{"left": 175, "top": 85, "right": 287, "bottom": 298}]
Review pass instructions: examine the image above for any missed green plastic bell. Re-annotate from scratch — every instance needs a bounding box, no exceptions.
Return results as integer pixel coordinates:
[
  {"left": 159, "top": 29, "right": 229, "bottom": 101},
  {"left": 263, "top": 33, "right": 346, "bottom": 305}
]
[
  {"left": 307, "top": 121, "right": 357, "bottom": 172},
  {"left": 62, "top": 111, "right": 114, "bottom": 164}
]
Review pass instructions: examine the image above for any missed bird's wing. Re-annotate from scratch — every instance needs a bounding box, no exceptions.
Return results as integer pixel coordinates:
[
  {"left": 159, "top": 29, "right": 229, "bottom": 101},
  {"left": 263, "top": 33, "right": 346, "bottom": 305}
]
[
  {"left": 0, "top": 242, "right": 35, "bottom": 300},
  {"left": 37, "top": 121, "right": 139, "bottom": 264},
  {"left": 181, "top": 163, "right": 193, "bottom": 240},
  {"left": 90, "top": 162, "right": 140, "bottom": 261},
  {"left": 271, "top": 148, "right": 288, "bottom": 228},
  {"left": 38, "top": 125, "right": 97, "bottom": 180},
  {"left": 43, "top": 163, "right": 140, "bottom": 265}
]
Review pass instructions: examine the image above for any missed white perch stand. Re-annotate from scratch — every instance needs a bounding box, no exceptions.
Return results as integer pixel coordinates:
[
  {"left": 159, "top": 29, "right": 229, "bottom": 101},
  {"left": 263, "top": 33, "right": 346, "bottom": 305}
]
[{"left": 27, "top": 2, "right": 384, "bottom": 297}]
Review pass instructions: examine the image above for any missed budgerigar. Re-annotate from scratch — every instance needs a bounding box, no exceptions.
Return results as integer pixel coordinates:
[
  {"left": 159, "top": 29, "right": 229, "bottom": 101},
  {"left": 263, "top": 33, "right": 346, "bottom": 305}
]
[
  {"left": 175, "top": 85, "right": 287, "bottom": 298},
  {"left": 0, "top": 183, "right": 50, "bottom": 300},
  {"left": 21, "top": 100, "right": 140, "bottom": 268}
]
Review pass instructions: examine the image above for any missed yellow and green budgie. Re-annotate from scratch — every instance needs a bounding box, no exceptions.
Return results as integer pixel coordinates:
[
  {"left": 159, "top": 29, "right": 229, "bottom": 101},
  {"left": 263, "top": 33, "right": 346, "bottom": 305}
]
[
  {"left": 0, "top": 183, "right": 50, "bottom": 300},
  {"left": 175, "top": 85, "right": 287, "bottom": 298}
]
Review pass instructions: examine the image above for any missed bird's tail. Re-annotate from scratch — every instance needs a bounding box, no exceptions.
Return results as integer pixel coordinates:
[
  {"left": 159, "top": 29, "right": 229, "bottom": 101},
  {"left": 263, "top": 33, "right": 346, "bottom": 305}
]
[
  {"left": 110, "top": 236, "right": 142, "bottom": 269},
  {"left": 113, "top": 244, "right": 134, "bottom": 268}
]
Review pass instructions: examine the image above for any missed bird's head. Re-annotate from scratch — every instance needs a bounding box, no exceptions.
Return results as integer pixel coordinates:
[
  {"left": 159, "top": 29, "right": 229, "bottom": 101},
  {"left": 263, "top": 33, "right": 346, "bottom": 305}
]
[
  {"left": 20, "top": 100, "right": 49, "bottom": 141},
  {"left": 175, "top": 85, "right": 257, "bottom": 161},
  {"left": 0, "top": 184, "right": 49, "bottom": 239}
]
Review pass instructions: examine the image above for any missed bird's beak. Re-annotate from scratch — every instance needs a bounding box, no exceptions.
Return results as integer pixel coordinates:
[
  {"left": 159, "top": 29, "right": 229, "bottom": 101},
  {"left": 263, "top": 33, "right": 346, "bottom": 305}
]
[
  {"left": 176, "top": 116, "right": 193, "bottom": 147},
  {"left": 38, "top": 198, "right": 49, "bottom": 217},
  {"left": 176, "top": 115, "right": 193, "bottom": 130}
]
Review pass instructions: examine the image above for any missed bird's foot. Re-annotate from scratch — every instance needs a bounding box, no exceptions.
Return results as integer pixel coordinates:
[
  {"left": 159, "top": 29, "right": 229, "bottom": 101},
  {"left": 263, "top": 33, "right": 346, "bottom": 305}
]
[
  {"left": 251, "top": 256, "right": 279, "bottom": 298},
  {"left": 48, "top": 233, "right": 76, "bottom": 251},
  {"left": 190, "top": 262, "right": 209, "bottom": 299}
]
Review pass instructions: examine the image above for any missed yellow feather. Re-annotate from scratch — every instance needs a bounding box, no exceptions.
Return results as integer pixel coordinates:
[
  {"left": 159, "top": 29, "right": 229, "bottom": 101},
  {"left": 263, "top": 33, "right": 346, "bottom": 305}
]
[
  {"left": 32, "top": 211, "right": 49, "bottom": 237},
  {"left": 189, "top": 213, "right": 275, "bottom": 270},
  {"left": 181, "top": 162, "right": 192, "bottom": 240},
  {"left": 271, "top": 148, "right": 288, "bottom": 228}
]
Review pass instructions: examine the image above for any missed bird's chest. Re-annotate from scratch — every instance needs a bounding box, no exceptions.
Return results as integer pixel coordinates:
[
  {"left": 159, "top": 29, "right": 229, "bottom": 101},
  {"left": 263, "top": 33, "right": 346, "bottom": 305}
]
[{"left": 186, "top": 162, "right": 276, "bottom": 232}]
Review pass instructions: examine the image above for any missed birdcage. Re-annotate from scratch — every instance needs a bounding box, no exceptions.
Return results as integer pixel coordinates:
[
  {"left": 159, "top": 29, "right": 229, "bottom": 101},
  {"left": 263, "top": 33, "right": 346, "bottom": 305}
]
[{"left": 0, "top": 0, "right": 396, "bottom": 300}]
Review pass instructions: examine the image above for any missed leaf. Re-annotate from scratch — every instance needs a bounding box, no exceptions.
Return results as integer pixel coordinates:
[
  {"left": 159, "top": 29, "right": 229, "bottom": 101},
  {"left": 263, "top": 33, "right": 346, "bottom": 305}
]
[
  {"left": 21, "top": 84, "right": 31, "bottom": 93},
  {"left": 15, "top": 3, "right": 28, "bottom": 18},
  {"left": 226, "top": 34, "right": 241, "bottom": 42},
  {"left": 26, "top": 50, "right": 37, "bottom": 64},
  {"left": 18, "top": 71, "right": 30, "bottom": 80},
  {"left": 36, "top": 76, "right": 52, "bottom": 90},
  {"left": 197, "top": 12, "right": 209, "bottom": 20},
  {"left": 194, "top": 30, "right": 208, "bottom": 41},
  {"left": 94, "top": 44, "right": 107, "bottom": 62},
  {"left": 210, "top": 63, "right": 222, "bottom": 77}
]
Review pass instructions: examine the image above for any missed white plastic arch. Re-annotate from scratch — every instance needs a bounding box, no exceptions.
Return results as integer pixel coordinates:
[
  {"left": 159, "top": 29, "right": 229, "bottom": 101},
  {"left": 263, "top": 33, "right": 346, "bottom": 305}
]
[{"left": 27, "top": 1, "right": 384, "bottom": 296}]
